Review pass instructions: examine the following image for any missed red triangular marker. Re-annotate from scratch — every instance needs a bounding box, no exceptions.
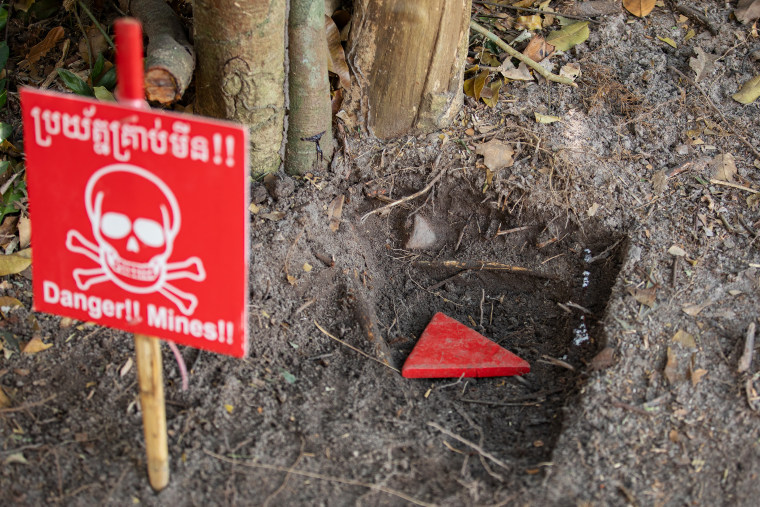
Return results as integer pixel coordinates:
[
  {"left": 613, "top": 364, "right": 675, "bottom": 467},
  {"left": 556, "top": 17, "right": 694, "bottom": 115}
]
[{"left": 402, "top": 312, "right": 530, "bottom": 378}]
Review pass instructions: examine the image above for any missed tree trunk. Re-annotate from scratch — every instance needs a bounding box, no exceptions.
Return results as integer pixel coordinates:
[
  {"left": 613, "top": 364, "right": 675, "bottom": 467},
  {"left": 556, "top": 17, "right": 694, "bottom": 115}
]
[
  {"left": 286, "top": 0, "right": 334, "bottom": 175},
  {"left": 345, "top": 0, "right": 471, "bottom": 140},
  {"left": 194, "top": 0, "right": 286, "bottom": 176}
]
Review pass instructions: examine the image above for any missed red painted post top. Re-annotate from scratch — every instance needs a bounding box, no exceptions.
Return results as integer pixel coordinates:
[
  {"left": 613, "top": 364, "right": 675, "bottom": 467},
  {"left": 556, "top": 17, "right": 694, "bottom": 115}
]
[
  {"left": 114, "top": 18, "right": 145, "bottom": 108},
  {"left": 402, "top": 312, "right": 530, "bottom": 378}
]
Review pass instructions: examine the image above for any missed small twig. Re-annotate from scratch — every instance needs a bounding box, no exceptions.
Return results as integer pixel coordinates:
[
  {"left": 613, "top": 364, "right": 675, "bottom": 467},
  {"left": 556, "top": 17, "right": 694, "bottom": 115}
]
[
  {"left": 426, "top": 269, "right": 469, "bottom": 291},
  {"left": 538, "top": 355, "right": 575, "bottom": 371},
  {"left": 738, "top": 322, "right": 756, "bottom": 374},
  {"left": 709, "top": 179, "right": 759, "bottom": 194},
  {"left": 314, "top": 321, "right": 400, "bottom": 374},
  {"left": 413, "top": 259, "right": 557, "bottom": 280},
  {"left": 427, "top": 421, "right": 511, "bottom": 472},
  {"left": 610, "top": 400, "right": 653, "bottom": 417},
  {"left": 473, "top": 0, "right": 600, "bottom": 23},
  {"left": 470, "top": 21, "right": 578, "bottom": 88},
  {"left": 361, "top": 155, "right": 445, "bottom": 222},
  {"left": 738, "top": 214, "right": 758, "bottom": 237},
  {"left": 77, "top": 0, "right": 115, "bottom": 48},
  {"left": 495, "top": 225, "right": 532, "bottom": 237},
  {"left": 0, "top": 394, "right": 57, "bottom": 414},
  {"left": 263, "top": 436, "right": 305, "bottom": 507},
  {"left": 588, "top": 238, "right": 624, "bottom": 264},
  {"left": 204, "top": 450, "right": 434, "bottom": 507},
  {"left": 676, "top": 3, "right": 718, "bottom": 36},
  {"left": 295, "top": 298, "right": 316, "bottom": 315},
  {"left": 563, "top": 301, "right": 593, "bottom": 314},
  {"left": 668, "top": 66, "right": 760, "bottom": 160}
]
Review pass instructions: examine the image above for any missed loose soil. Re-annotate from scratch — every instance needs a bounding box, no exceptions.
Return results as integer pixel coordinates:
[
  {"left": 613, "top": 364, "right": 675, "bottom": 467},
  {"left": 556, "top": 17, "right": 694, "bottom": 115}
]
[{"left": 2, "top": 2, "right": 760, "bottom": 506}]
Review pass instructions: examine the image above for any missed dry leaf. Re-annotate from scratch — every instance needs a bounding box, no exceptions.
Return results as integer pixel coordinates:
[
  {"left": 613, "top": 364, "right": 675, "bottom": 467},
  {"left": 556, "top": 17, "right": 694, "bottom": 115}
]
[
  {"left": 0, "top": 296, "right": 23, "bottom": 312},
  {"left": 690, "top": 367, "right": 708, "bottom": 387},
  {"left": 0, "top": 386, "right": 11, "bottom": 409},
  {"left": 303, "top": 263, "right": 313, "bottom": 272},
  {"left": 736, "top": 0, "right": 760, "bottom": 23},
  {"left": 260, "top": 211, "right": 286, "bottom": 221},
  {"left": 682, "top": 302, "right": 710, "bottom": 317},
  {"left": 286, "top": 274, "right": 297, "bottom": 286},
  {"left": 534, "top": 112, "right": 561, "bottom": 124},
  {"left": 481, "top": 79, "right": 502, "bottom": 108},
  {"left": 325, "top": 15, "right": 351, "bottom": 90},
  {"left": 668, "top": 245, "right": 687, "bottom": 257},
  {"left": 120, "top": 357, "right": 133, "bottom": 377},
  {"left": 17, "top": 216, "right": 31, "bottom": 249},
  {"left": 711, "top": 153, "right": 737, "bottom": 182},
  {"left": 516, "top": 14, "right": 543, "bottom": 31},
  {"left": 672, "top": 329, "right": 696, "bottom": 348},
  {"left": 664, "top": 346, "right": 681, "bottom": 384},
  {"left": 652, "top": 170, "right": 667, "bottom": 195},
  {"left": 586, "top": 202, "right": 600, "bottom": 217},
  {"left": 523, "top": 35, "right": 554, "bottom": 63},
  {"left": 327, "top": 195, "right": 345, "bottom": 232},
  {"left": 627, "top": 286, "right": 657, "bottom": 307},
  {"left": 3, "top": 453, "right": 28, "bottom": 465},
  {"left": 22, "top": 336, "right": 53, "bottom": 354},
  {"left": 623, "top": 0, "right": 656, "bottom": 17},
  {"left": 732, "top": 74, "right": 760, "bottom": 105},
  {"left": 689, "top": 47, "right": 717, "bottom": 83},
  {"left": 657, "top": 36, "right": 677, "bottom": 48},
  {"left": 475, "top": 140, "right": 514, "bottom": 171},
  {"left": 20, "top": 26, "right": 65, "bottom": 69},
  {"left": 225, "top": 404, "right": 234, "bottom": 414},
  {"left": 500, "top": 61, "right": 534, "bottom": 81},
  {"left": 559, "top": 63, "right": 581, "bottom": 81},
  {"left": 589, "top": 347, "right": 615, "bottom": 370},
  {"left": 0, "top": 250, "right": 32, "bottom": 276}
]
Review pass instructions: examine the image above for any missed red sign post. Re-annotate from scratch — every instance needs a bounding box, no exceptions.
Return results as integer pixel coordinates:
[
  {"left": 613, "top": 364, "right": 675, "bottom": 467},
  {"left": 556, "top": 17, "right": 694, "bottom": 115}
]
[{"left": 21, "top": 19, "right": 249, "bottom": 490}]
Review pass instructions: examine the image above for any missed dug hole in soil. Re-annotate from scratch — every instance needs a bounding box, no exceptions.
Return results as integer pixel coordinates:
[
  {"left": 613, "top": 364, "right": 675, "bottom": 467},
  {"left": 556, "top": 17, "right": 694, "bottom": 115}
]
[{"left": 3, "top": 2, "right": 760, "bottom": 506}]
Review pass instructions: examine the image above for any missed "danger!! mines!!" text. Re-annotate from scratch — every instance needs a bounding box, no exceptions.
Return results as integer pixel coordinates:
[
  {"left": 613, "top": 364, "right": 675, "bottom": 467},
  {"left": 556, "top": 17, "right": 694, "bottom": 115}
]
[{"left": 42, "top": 280, "right": 234, "bottom": 344}]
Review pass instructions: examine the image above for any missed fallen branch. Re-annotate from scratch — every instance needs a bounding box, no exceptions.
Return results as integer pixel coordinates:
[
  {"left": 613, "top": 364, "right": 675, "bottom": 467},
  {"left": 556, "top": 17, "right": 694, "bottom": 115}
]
[
  {"left": 473, "top": 1, "right": 602, "bottom": 23},
  {"left": 204, "top": 450, "right": 434, "bottom": 507},
  {"left": 127, "top": 0, "right": 195, "bottom": 104},
  {"left": 470, "top": 21, "right": 578, "bottom": 88},
  {"left": 360, "top": 154, "right": 445, "bottom": 222},
  {"left": 413, "top": 259, "right": 557, "bottom": 280},
  {"left": 676, "top": 3, "right": 718, "bottom": 35}
]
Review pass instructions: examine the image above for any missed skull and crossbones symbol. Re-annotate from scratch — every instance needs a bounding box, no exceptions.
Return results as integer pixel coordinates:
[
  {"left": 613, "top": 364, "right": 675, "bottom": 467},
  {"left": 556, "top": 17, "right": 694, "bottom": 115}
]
[{"left": 66, "top": 164, "right": 205, "bottom": 315}]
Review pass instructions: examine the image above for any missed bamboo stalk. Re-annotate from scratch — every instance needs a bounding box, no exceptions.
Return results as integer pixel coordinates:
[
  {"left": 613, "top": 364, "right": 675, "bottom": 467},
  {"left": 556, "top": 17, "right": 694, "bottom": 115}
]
[{"left": 135, "top": 334, "right": 169, "bottom": 491}]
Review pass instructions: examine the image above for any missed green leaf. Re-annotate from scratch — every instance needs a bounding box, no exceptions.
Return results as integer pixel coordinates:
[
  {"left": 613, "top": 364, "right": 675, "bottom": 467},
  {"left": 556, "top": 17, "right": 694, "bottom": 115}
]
[
  {"left": 97, "top": 67, "right": 116, "bottom": 90},
  {"left": 0, "top": 42, "right": 9, "bottom": 72},
  {"left": 732, "top": 74, "right": 760, "bottom": 105},
  {"left": 0, "top": 7, "right": 7, "bottom": 32},
  {"left": 93, "top": 86, "right": 115, "bottom": 102},
  {"left": 56, "top": 69, "right": 93, "bottom": 96},
  {"left": 0, "top": 160, "right": 9, "bottom": 174},
  {"left": 0, "top": 90, "right": 6, "bottom": 109},
  {"left": 0, "top": 78, "right": 6, "bottom": 90},
  {"left": 280, "top": 369, "right": 296, "bottom": 384},
  {"left": 546, "top": 21, "right": 590, "bottom": 52},
  {"left": 92, "top": 53, "right": 105, "bottom": 82},
  {"left": 0, "top": 122, "right": 11, "bottom": 143}
]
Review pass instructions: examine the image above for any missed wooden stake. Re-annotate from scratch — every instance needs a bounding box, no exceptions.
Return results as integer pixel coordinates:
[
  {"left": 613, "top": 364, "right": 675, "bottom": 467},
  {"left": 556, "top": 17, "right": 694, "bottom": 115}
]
[{"left": 134, "top": 334, "right": 169, "bottom": 491}]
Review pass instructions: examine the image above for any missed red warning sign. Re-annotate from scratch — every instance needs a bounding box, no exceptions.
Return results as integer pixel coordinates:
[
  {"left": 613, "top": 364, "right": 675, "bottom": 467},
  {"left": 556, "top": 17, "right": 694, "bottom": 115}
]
[{"left": 20, "top": 88, "right": 249, "bottom": 357}]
